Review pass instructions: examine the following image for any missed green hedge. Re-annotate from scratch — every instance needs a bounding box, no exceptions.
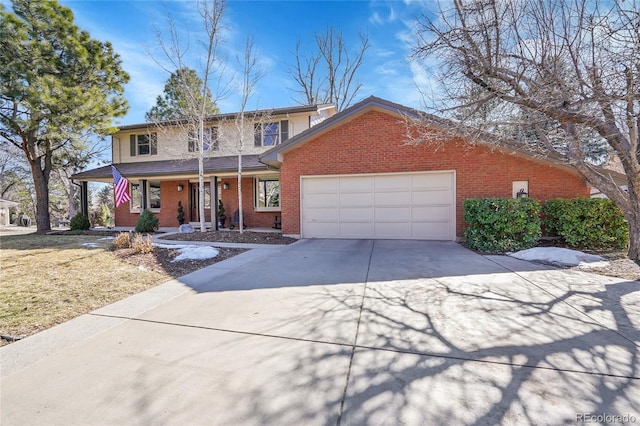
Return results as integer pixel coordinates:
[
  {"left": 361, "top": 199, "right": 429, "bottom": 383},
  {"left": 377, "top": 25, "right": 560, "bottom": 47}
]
[
  {"left": 541, "top": 198, "right": 628, "bottom": 249},
  {"left": 135, "top": 209, "right": 159, "bottom": 233},
  {"left": 463, "top": 197, "right": 541, "bottom": 253}
]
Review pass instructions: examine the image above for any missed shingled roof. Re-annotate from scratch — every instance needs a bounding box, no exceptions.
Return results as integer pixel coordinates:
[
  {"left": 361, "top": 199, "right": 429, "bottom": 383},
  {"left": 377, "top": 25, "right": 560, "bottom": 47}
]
[{"left": 72, "top": 155, "right": 268, "bottom": 181}]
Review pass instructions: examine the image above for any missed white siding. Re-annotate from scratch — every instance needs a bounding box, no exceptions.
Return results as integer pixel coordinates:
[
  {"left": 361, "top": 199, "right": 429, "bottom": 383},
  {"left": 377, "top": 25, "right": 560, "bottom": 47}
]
[{"left": 113, "top": 111, "right": 327, "bottom": 164}]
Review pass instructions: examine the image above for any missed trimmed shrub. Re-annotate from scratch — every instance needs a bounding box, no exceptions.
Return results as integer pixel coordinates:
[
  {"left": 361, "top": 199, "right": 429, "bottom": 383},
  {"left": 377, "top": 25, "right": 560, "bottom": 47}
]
[
  {"left": 177, "top": 201, "right": 185, "bottom": 225},
  {"left": 463, "top": 197, "right": 541, "bottom": 253},
  {"left": 69, "top": 212, "right": 91, "bottom": 231},
  {"left": 541, "top": 198, "right": 628, "bottom": 249},
  {"left": 131, "top": 233, "right": 154, "bottom": 254},
  {"left": 135, "top": 209, "right": 159, "bottom": 233},
  {"left": 112, "top": 232, "right": 132, "bottom": 249}
]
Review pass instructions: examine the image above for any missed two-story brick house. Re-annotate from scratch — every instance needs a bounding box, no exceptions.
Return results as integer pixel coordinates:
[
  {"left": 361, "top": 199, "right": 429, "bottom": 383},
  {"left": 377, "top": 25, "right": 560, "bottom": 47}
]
[
  {"left": 72, "top": 104, "right": 336, "bottom": 229},
  {"left": 74, "top": 96, "right": 626, "bottom": 239}
]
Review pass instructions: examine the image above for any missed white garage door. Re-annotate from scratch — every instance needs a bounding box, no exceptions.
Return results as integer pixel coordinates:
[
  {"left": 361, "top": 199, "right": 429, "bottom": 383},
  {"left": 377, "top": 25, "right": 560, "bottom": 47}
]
[{"left": 301, "top": 171, "right": 455, "bottom": 240}]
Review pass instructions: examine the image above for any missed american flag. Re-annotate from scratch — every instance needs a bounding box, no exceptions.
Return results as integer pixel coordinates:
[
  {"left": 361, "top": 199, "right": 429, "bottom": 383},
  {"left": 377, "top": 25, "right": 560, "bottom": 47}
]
[{"left": 111, "top": 166, "right": 131, "bottom": 208}]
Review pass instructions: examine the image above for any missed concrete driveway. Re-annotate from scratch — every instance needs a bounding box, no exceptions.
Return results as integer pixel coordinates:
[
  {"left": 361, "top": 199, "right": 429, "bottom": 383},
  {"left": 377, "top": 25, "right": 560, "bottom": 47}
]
[{"left": 1, "top": 239, "right": 639, "bottom": 425}]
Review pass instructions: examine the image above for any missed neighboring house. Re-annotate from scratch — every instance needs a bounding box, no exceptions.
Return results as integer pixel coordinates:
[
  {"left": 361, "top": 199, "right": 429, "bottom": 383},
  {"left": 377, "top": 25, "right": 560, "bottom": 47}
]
[
  {"left": 72, "top": 104, "right": 336, "bottom": 229},
  {"left": 73, "top": 96, "right": 626, "bottom": 240},
  {"left": 0, "top": 199, "right": 19, "bottom": 226}
]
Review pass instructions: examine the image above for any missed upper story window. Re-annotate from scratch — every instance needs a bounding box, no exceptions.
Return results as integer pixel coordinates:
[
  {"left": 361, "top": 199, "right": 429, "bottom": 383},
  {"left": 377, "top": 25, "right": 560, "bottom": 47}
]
[
  {"left": 130, "top": 133, "right": 157, "bottom": 157},
  {"left": 254, "top": 120, "right": 289, "bottom": 147},
  {"left": 188, "top": 127, "right": 219, "bottom": 152}
]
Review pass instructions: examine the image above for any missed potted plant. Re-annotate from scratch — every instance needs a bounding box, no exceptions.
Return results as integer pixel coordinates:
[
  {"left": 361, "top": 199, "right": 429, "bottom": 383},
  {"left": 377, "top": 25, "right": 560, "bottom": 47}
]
[
  {"left": 177, "top": 201, "right": 185, "bottom": 225},
  {"left": 218, "top": 199, "right": 226, "bottom": 228}
]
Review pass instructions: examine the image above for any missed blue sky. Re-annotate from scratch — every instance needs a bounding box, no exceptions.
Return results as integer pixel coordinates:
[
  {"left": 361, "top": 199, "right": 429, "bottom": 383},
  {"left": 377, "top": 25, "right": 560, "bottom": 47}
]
[{"left": 54, "top": 0, "right": 435, "bottom": 125}]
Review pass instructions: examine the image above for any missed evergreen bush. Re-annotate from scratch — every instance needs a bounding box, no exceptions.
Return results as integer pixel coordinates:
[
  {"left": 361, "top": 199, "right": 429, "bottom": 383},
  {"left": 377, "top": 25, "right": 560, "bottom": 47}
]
[
  {"left": 463, "top": 197, "right": 541, "bottom": 253},
  {"left": 177, "top": 201, "right": 185, "bottom": 225},
  {"left": 69, "top": 212, "right": 91, "bottom": 231},
  {"left": 541, "top": 198, "right": 628, "bottom": 249},
  {"left": 135, "top": 209, "right": 159, "bottom": 233}
]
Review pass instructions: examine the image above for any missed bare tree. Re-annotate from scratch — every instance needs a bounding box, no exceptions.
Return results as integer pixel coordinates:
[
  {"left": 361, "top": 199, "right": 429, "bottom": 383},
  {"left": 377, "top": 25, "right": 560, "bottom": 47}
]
[
  {"left": 289, "top": 26, "right": 369, "bottom": 111},
  {"left": 236, "top": 38, "right": 263, "bottom": 233},
  {"left": 218, "top": 38, "right": 267, "bottom": 233},
  {"left": 411, "top": 0, "right": 640, "bottom": 261},
  {"left": 151, "top": 0, "right": 227, "bottom": 232}
]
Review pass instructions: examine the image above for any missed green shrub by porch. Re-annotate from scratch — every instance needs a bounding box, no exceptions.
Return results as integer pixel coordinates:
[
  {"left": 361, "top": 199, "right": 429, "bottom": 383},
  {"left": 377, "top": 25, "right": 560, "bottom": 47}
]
[
  {"left": 69, "top": 212, "right": 90, "bottom": 231},
  {"left": 541, "top": 198, "right": 628, "bottom": 250},
  {"left": 463, "top": 197, "right": 541, "bottom": 253},
  {"left": 135, "top": 209, "right": 159, "bottom": 233}
]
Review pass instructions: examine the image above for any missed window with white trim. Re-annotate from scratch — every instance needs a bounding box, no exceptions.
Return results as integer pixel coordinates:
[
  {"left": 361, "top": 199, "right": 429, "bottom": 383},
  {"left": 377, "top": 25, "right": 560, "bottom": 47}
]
[
  {"left": 149, "top": 181, "right": 161, "bottom": 209},
  {"left": 254, "top": 120, "right": 289, "bottom": 147},
  {"left": 255, "top": 177, "right": 280, "bottom": 211},
  {"left": 130, "top": 183, "right": 141, "bottom": 212},
  {"left": 129, "top": 181, "right": 162, "bottom": 212}
]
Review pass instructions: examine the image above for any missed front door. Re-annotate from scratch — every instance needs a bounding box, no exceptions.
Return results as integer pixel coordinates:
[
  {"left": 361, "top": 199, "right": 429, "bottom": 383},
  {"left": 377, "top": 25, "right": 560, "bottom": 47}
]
[{"left": 190, "top": 182, "right": 212, "bottom": 222}]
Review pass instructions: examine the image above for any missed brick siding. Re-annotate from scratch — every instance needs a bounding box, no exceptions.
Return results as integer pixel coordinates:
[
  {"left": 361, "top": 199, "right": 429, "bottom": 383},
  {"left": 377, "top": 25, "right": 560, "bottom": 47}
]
[
  {"left": 114, "top": 177, "right": 278, "bottom": 229},
  {"left": 280, "top": 110, "right": 588, "bottom": 237}
]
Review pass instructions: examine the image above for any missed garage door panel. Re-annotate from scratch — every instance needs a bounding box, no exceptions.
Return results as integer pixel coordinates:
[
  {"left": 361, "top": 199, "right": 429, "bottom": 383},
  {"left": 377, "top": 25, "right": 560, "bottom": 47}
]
[
  {"left": 375, "top": 206, "right": 411, "bottom": 221},
  {"left": 412, "top": 173, "right": 452, "bottom": 189},
  {"left": 301, "top": 172, "right": 454, "bottom": 240},
  {"left": 375, "top": 222, "right": 411, "bottom": 238},
  {"left": 340, "top": 207, "right": 374, "bottom": 221},
  {"left": 304, "top": 193, "right": 339, "bottom": 208},
  {"left": 412, "top": 206, "right": 451, "bottom": 222},
  {"left": 305, "top": 207, "right": 339, "bottom": 221},
  {"left": 304, "top": 178, "right": 338, "bottom": 193},
  {"left": 412, "top": 190, "right": 452, "bottom": 205},
  {"left": 304, "top": 222, "right": 340, "bottom": 238},
  {"left": 339, "top": 192, "right": 373, "bottom": 207},
  {"left": 374, "top": 191, "right": 410, "bottom": 205},
  {"left": 339, "top": 222, "right": 374, "bottom": 238},
  {"left": 339, "top": 176, "right": 372, "bottom": 192},
  {"left": 374, "top": 174, "right": 411, "bottom": 190}
]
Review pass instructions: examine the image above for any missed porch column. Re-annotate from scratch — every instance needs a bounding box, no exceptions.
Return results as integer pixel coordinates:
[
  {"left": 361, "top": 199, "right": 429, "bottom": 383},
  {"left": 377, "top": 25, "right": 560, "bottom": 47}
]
[
  {"left": 211, "top": 176, "right": 218, "bottom": 231},
  {"left": 80, "top": 181, "right": 89, "bottom": 218},
  {"left": 140, "top": 179, "right": 148, "bottom": 210}
]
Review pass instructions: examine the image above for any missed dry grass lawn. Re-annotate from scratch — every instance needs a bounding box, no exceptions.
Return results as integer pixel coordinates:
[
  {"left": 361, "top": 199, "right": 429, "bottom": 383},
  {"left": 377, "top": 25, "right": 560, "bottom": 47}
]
[{"left": 0, "top": 233, "right": 174, "bottom": 344}]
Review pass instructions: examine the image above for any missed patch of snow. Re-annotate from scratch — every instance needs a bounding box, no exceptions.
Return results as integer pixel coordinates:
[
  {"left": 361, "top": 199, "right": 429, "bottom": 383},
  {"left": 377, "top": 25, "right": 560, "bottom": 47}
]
[
  {"left": 507, "top": 247, "right": 608, "bottom": 267},
  {"left": 172, "top": 246, "right": 219, "bottom": 262},
  {"left": 98, "top": 236, "right": 115, "bottom": 241},
  {"left": 154, "top": 243, "right": 194, "bottom": 250},
  {"left": 80, "top": 242, "right": 100, "bottom": 248},
  {"left": 153, "top": 242, "right": 219, "bottom": 262}
]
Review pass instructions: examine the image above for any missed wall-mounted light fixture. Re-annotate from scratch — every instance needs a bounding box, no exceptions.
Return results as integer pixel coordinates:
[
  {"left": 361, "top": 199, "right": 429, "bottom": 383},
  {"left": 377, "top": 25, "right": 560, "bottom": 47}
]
[
  {"left": 512, "top": 181, "right": 529, "bottom": 198},
  {"left": 177, "top": 184, "right": 184, "bottom": 192},
  {"left": 223, "top": 182, "right": 230, "bottom": 190}
]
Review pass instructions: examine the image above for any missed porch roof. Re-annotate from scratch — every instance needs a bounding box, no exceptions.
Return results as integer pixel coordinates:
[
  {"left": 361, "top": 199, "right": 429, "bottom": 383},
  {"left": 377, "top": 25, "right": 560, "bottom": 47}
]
[{"left": 72, "top": 154, "right": 271, "bottom": 181}]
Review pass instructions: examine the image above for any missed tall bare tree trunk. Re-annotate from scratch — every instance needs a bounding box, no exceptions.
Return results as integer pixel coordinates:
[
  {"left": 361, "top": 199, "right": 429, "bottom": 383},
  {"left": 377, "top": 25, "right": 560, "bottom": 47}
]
[
  {"left": 29, "top": 162, "right": 51, "bottom": 231},
  {"left": 237, "top": 153, "right": 243, "bottom": 234}
]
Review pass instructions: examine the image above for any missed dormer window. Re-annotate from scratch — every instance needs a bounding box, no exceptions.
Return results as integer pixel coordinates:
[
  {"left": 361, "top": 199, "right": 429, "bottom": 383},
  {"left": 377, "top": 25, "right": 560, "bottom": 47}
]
[
  {"left": 130, "top": 133, "right": 157, "bottom": 157},
  {"left": 254, "top": 120, "right": 289, "bottom": 147}
]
